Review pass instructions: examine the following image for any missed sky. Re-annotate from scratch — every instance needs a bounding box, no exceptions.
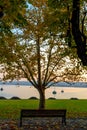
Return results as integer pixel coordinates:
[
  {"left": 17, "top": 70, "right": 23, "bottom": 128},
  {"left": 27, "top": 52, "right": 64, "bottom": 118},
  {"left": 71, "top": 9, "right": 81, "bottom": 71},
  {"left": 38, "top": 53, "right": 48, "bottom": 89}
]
[{"left": 0, "top": 85, "right": 87, "bottom": 99}]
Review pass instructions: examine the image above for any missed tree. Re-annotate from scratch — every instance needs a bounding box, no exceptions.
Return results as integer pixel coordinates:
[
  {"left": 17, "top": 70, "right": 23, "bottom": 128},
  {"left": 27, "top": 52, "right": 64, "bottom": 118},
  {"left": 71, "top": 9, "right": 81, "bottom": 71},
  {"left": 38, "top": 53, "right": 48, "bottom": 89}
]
[
  {"left": 48, "top": 0, "right": 87, "bottom": 66},
  {"left": 71, "top": 0, "right": 87, "bottom": 65},
  {"left": 0, "top": 0, "right": 85, "bottom": 109},
  {"left": 0, "top": 0, "right": 27, "bottom": 44}
]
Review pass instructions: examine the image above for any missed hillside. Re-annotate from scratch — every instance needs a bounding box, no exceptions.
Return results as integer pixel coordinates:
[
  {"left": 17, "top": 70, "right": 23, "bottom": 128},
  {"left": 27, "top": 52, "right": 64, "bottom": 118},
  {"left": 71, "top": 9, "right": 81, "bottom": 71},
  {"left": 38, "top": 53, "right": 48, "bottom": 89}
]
[{"left": 0, "top": 81, "right": 87, "bottom": 88}]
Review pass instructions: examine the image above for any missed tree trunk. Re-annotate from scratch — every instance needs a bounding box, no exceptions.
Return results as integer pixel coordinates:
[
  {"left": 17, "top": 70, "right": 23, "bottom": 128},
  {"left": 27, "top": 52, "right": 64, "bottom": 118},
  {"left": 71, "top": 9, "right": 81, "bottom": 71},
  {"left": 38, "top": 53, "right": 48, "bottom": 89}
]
[
  {"left": 38, "top": 88, "right": 45, "bottom": 109},
  {"left": 0, "top": 6, "right": 4, "bottom": 18},
  {"left": 71, "top": 0, "right": 87, "bottom": 65}
]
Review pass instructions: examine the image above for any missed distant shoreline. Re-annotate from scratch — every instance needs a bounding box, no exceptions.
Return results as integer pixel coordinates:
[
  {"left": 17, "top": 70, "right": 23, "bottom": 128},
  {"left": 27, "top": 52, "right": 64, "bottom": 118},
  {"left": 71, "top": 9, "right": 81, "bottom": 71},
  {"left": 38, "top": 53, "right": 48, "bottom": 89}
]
[{"left": 0, "top": 81, "right": 87, "bottom": 88}]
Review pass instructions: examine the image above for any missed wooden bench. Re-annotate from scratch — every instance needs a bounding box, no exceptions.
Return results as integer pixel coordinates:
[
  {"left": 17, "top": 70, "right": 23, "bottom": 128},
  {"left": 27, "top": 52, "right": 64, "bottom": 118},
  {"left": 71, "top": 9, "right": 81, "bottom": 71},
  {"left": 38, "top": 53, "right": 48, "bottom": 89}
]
[{"left": 20, "top": 109, "right": 66, "bottom": 126}]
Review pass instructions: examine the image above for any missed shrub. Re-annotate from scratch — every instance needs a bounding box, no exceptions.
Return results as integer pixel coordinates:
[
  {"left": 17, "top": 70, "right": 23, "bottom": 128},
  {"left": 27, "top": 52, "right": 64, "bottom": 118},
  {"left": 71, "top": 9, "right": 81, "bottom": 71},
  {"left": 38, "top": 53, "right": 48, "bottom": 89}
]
[
  {"left": 0, "top": 96, "right": 7, "bottom": 99},
  {"left": 48, "top": 97, "right": 56, "bottom": 100},
  {"left": 29, "top": 97, "right": 38, "bottom": 100},
  {"left": 70, "top": 97, "right": 78, "bottom": 100},
  {"left": 10, "top": 96, "right": 21, "bottom": 100}
]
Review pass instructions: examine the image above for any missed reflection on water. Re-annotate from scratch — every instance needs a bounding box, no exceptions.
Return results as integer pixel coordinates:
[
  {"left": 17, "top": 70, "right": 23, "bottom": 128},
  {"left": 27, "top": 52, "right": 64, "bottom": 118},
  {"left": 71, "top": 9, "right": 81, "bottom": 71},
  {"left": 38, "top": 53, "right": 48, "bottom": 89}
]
[{"left": 0, "top": 85, "right": 87, "bottom": 99}]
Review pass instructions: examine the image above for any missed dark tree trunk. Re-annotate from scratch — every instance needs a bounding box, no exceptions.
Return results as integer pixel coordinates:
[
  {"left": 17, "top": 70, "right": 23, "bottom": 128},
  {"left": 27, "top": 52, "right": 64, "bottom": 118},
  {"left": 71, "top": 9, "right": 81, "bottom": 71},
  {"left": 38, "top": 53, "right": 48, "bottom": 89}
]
[
  {"left": 71, "top": 0, "right": 87, "bottom": 65},
  {"left": 0, "top": 6, "right": 4, "bottom": 18},
  {"left": 38, "top": 88, "right": 45, "bottom": 109}
]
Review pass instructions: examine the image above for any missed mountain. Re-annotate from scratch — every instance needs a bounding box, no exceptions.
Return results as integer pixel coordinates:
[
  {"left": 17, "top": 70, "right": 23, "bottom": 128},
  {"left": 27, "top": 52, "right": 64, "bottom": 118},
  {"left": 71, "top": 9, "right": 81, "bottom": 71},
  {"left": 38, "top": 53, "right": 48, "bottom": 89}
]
[
  {"left": 54, "top": 82, "right": 87, "bottom": 88},
  {"left": 0, "top": 81, "right": 32, "bottom": 86},
  {"left": 0, "top": 81, "right": 87, "bottom": 88}
]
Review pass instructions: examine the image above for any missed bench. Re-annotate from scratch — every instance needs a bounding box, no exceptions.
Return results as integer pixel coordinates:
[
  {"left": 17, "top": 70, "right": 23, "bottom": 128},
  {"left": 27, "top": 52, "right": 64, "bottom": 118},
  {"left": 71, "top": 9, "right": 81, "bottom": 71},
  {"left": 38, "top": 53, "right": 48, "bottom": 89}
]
[{"left": 20, "top": 109, "right": 66, "bottom": 126}]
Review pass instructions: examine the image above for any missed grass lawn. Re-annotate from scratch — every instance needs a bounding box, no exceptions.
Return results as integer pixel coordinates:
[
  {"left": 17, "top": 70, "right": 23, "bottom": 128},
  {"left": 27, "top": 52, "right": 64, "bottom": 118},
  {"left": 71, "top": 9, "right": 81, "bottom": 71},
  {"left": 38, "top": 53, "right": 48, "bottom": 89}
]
[{"left": 0, "top": 99, "right": 87, "bottom": 119}]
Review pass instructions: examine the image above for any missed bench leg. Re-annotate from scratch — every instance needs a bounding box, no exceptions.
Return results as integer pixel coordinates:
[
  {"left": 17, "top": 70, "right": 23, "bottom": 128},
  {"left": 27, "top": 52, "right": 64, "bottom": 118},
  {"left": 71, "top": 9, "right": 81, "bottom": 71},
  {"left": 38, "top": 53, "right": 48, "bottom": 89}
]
[
  {"left": 20, "top": 117, "right": 22, "bottom": 127},
  {"left": 62, "top": 117, "right": 66, "bottom": 125}
]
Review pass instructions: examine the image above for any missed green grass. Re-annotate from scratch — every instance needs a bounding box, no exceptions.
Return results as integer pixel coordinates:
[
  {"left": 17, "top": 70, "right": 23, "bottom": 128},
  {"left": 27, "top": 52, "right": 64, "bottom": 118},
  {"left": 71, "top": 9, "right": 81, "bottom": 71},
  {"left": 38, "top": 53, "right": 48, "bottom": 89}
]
[{"left": 0, "top": 99, "right": 87, "bottom": 119}]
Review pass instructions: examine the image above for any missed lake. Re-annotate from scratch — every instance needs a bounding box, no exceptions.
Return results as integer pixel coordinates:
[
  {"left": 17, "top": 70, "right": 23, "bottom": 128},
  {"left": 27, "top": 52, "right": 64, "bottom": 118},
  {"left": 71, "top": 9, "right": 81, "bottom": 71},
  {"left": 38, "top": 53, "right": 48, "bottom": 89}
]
[{"left": 0, "top": 85, "right": 87, "bottom": 99}]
